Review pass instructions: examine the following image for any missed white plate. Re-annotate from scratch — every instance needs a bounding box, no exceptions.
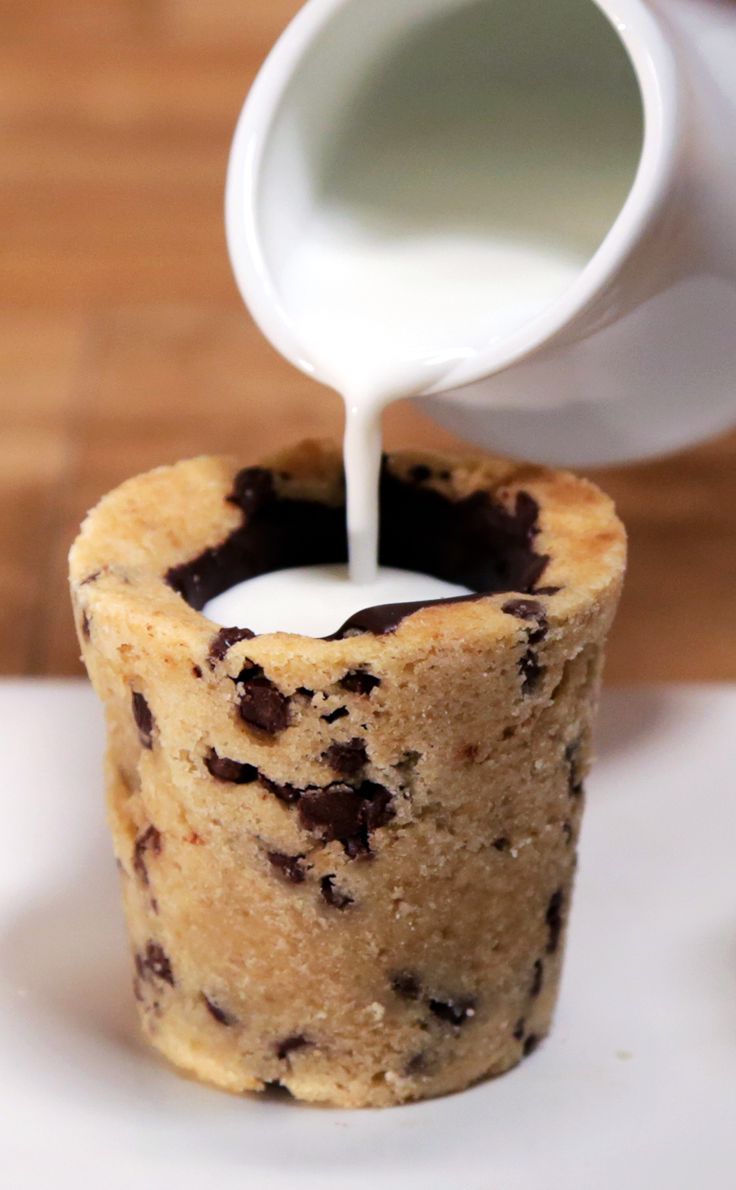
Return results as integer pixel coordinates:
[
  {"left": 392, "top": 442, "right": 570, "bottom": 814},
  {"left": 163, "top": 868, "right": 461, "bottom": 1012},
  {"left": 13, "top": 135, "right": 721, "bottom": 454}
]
[{"left": 1, "top": 681, "right": 735, "bottom": 1188}]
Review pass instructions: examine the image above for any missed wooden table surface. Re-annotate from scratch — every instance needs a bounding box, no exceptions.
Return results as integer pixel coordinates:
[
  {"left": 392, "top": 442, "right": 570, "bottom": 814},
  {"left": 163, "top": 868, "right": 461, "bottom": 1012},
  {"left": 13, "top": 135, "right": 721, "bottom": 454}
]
[{"left": 2, "top": 0, "right": 734, "bottom": 682}]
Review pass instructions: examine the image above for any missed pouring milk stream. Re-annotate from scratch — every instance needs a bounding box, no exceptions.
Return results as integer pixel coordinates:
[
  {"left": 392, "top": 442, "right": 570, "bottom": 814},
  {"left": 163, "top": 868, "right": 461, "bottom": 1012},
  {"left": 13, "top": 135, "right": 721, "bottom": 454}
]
[{"left": 210, "top": 0, "right": 736, "bottom": 633}]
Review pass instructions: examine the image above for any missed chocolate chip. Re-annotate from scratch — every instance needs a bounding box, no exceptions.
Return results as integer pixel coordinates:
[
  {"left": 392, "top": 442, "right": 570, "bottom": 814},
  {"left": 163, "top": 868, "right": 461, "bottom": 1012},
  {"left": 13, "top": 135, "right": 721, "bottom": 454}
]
[
  {"left": 513, "top": 1018, "right": 526, "bottom": 1041},
  {"left": 339, "top": 670, "right": 381, "bottom": 696},
  {"left": 228, "top": 466, "right": 275, "bottom": 515},
  {"left": 268, "top": 851, "right": 307, "bottom": 885},
  {"left": 530, "top": 959, "right": 544, "bottom": 998},
  {"left": 297, "top": 687, "right": 314, "bottom": 699},
  {"left": 262, "top": 1079, "right": 293, "bottom": 1098},
  {"left": 502, "top": 725, "right": 516, "bottom": 740},
  {"left": 513, "top": 489, "right": 542, "bottom": 536},
  {"left": 502, "top": 598, "right": 549, "bottom": 644},
  {"left": 237, "top": 666, "right": 291, "bottom": 734},
  {"left": 331, "top": 594, "right": 481, "bottom": 639},
  {"left": 260, "top": 775, "right": 301, "bottom": 804},
  {"left": 320, "top": 874, "right": 354, "bottom": 910},
  {"left": 208, "top": 626, "right": 256, "bottom": 667},
  {"left": 132, "top": 691, "right": 155, "bottom": 749},
  {"left": 299, "top": 781, "right": 394, "bottom": 857},
  {"left": 493, "top": 836, "right": 510, "bottom": 852},
  {"left": 360, "top": 781, "right": 395, "bottom": 835},
  {"left": 205, "top": 748, "right": 258, "bottom": 785},
  {"left": 394, "top": 750, "right": 421, "bottom": 773},
  {"left": 192, "top": 664, "right": 203, "bottom": 679},
  {"left": 323, "top": 738, "right": 368, "bottom": 776},
  {"left": 405, "top": 1051, "right": 428, "bottom": 1076},
  {"left": 502, "top": 597, "right": 545, "bottom": 621},
  {"left": 523, "top": 1034, "right": 540, "bottom": 1057},
  {"left": 322, "top": 706, "right": 349, "bottom": 724},
  {"left": 391, "top": 972, "right": 422, "bottom": 1000},
  {"left": 438, "top": 469, "right": 451, "bottom": 481},
  {"left": 409, "top": 464, "right": 432, "bottom": 483},
  {"left": 276, "top": 1034, "right": 311, "bottom": 1061},
  {"left": 520, "top": 649, "right": 544, "bottom": 695},
  {"left": 428, "top": 997, "right": 476, "bottom": 1026},
  {"left": 81, "top": 611, "right": 91, "bottom": 641},
  {"left": 133, "top": 825, "right": 161, "bottom": 885},
  {"left": 300, "top": 784, "right": 361, "bottom": 846},
  {"left": 546, "top": 889, "right": 565, "bottom": 954},
  {"left": 565, "top": 739, "right": 584, "bottom": 797},
  {"left": 203, "top": 994, "right": 238, "bottom": 1026},
  {"left": 137, "top": 941, "right": 174, "bottom": 986}
]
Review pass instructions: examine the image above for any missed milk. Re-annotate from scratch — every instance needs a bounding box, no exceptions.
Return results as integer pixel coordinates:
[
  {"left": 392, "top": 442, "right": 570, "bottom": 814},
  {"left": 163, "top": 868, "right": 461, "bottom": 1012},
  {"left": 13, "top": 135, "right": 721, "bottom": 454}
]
[
  {"left": 281, "top": 224, "right": 582, "bottom": 584},
  {"left": 205, "top": 564, "right": 470, "bottom": 638},
  {"left": 205, "top": 231, "right": 579, "bottom": 633},
  {"left": 211, "top": 172, "right": 598, "bottom": 633}
]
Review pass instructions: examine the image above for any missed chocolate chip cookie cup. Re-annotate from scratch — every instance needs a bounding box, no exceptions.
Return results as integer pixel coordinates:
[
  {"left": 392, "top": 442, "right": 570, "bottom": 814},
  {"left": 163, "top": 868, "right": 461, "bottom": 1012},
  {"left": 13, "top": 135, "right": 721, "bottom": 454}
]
[{"left": 69, "top": 440, "right": 625, "bottom": 1108}]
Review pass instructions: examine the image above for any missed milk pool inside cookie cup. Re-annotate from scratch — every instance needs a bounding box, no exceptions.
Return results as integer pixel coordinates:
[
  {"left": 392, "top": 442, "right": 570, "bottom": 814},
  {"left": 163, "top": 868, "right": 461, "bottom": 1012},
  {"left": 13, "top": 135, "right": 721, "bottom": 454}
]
[{"left": 205, "top": 565, "right": 472, "bottom": 640}]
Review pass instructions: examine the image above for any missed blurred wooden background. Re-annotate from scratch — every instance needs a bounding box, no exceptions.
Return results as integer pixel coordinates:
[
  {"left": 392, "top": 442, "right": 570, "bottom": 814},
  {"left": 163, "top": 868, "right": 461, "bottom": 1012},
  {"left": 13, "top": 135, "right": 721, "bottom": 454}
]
[{"left": 1, "top": 0, "right": 734, "bottom": 681}]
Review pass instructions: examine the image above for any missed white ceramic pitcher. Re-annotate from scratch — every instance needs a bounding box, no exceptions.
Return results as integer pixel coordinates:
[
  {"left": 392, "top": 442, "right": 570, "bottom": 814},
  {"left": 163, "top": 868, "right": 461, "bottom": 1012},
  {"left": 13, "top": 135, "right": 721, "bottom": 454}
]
[{"left": 226, "top": 0, "right": 736, "bottom": 466}]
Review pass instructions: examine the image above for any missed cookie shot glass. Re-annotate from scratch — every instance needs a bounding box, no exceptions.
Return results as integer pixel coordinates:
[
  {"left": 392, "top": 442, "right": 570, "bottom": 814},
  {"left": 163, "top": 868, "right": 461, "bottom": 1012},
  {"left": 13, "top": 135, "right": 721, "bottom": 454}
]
[{"left": 69, "top": 440, "right": 625, "bottom": 1107}]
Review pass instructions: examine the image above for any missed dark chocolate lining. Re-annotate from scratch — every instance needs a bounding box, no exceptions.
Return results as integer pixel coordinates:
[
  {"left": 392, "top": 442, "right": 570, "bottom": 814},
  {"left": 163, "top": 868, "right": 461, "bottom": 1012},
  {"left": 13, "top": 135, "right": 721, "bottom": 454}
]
[{"left": 166, "top": 463, "right": 550, "bottom": 638}]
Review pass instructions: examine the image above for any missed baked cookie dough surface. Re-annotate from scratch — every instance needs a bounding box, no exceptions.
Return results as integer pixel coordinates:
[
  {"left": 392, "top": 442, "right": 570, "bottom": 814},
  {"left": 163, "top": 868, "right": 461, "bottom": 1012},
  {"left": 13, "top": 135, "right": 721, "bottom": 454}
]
[{"left": 69, "top": 440, "right": 626, "bottom": 1107}]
